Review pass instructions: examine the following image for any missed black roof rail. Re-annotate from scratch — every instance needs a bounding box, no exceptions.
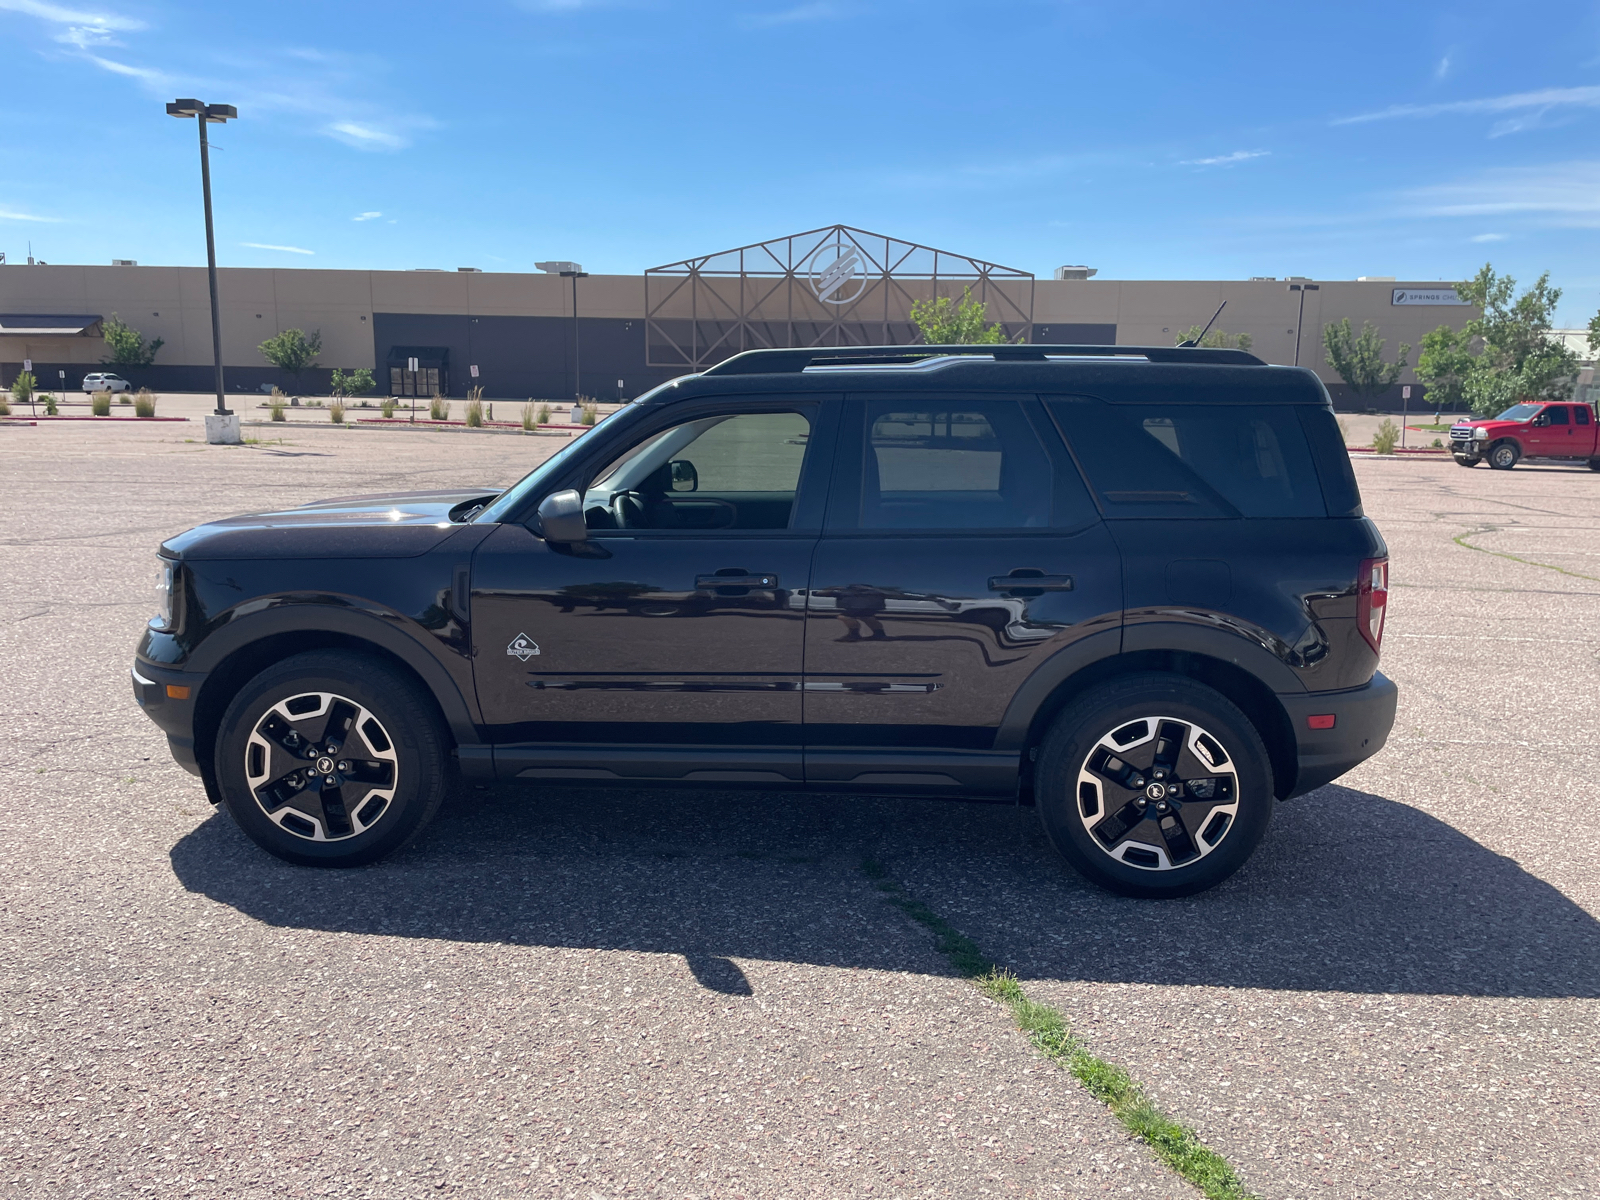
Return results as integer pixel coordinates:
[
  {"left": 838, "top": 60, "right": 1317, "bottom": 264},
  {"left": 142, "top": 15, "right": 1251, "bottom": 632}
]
[{"left": 702, "top": 344, "right": 1266, "bottom": 375}]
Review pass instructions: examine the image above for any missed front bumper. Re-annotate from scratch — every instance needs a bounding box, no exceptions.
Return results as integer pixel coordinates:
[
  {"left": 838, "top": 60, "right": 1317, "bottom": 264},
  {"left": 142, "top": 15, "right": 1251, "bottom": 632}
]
[
  {"left": 131, "top": 658, "right": 208, "bottom": 777},
  {"left": 1278, "top": 671, "right": 1398, "bottom": 798}
]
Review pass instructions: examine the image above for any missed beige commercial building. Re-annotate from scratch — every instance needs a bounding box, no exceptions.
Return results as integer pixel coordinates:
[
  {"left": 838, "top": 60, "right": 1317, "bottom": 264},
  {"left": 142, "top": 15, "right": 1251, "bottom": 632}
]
[{"left": 0, "top": 225, "right": 1475, "bottom": 406}]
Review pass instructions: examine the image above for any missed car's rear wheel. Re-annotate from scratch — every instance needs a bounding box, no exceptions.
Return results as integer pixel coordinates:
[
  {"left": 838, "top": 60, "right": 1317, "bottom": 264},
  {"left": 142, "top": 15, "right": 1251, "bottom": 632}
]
[
  {"left": 214, "top": 651, "right": 449, "bottom": 866},
  {"left": 1589, "top": 457, "right": 1600, "bottom": 473},
  {"left": 1489, "top": 441, "right": 1520, "bottom": 470},
  {"left": 1035, "top": 674, "right": 1274, "bottom": 898}
]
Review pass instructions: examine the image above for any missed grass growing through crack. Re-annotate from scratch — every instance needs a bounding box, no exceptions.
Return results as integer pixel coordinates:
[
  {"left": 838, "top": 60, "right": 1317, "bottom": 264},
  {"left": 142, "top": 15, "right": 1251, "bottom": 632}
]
[{"left": 861, "top": 857, "right": 1258, "bottom": 1200}]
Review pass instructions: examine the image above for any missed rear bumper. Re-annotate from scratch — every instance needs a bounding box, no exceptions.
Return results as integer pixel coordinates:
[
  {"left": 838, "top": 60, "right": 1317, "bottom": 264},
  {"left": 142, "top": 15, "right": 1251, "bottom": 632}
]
[
  {"left": 1278, "top": 671, "right": 1398, "bottom": 799},
  {"left": 131, "top": 658, "right": 208, "bottom": 777}
]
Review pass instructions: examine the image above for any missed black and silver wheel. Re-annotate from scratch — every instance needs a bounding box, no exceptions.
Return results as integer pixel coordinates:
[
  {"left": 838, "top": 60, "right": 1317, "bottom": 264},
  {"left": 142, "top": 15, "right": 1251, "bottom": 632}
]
[
  {"left": 1036, "top": 674, "right": 1274, "bottom": 898},
  {"left": 214, "top": 651, "right": 449, "bottom": 866},
  {"left": 1488, "top": 441, "right": 1519, "bottom": 470},
  {"left": 1453, "top": 453, "right": 1478, "bottom": 467}
]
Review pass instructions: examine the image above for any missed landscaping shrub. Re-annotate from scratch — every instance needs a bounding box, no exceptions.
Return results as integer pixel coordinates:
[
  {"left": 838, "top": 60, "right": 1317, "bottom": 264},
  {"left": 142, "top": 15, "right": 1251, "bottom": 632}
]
[
  {"left": 381, "top": 398, "right": 397, "bottom": 418},
  {"left": 43, "top": 393, "right": 58, "bottom": 415},
  {"left": 430, "top": 394, "right": 450, "bottom": 421},
  {"left": 464, "top": 385, "right": 484, "bottom": 428},
  {"left": 520, "top": 401, "right": 536, "bottom": 431},
  {"left": 329, "top": 399, "right": 346, "bottom": 424},
  {"left": 269, "top": 397, "right": 287, "bottom": 421},
  {"left": 133, "top": 389, "right": 157, "bottom": 418},
  {"left": 91, "top": 393, "right": 111, "bottom": 416},
  {"left": 1373, "top": 418, "right": 1400, "bottom": 454}
]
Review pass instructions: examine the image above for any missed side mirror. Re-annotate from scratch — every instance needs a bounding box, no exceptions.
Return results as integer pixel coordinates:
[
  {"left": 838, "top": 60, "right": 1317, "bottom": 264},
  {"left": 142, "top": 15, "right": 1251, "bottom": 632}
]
[
  {"left": 536, "top": 489, "right": 588, "bottom": 544},
  {"left": 669, "top": 459, "right": 698, "bottom": 492}
]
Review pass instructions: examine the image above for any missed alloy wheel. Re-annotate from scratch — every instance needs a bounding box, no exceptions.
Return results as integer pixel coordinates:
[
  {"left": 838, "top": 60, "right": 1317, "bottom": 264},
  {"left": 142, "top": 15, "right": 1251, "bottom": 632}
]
[
  {"left": 1074, "top": 715, "right": 1241, "bottom": 871},
  {"left": 244, "top": 691, "right": 399, "bottom": 842}
]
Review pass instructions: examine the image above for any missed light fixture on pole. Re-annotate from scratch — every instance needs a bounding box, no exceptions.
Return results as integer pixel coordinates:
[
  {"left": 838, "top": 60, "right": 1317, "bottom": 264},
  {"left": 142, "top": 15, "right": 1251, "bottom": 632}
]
[
  {"left": 1287, "top": 281, "right": 1320, "bottom": 368},
  {"left": 537, "top": 261, "right": 588, "bottom": 401},
  {"left": 167, "top": 98, "right": 238, "bottom": 443}
]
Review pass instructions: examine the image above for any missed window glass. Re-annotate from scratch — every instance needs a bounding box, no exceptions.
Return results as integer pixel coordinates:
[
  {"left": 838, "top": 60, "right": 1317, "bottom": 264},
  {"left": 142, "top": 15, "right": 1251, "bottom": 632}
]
[
  {"left": 1577, "top": 406, "right": 1592, "bottom": 426},
  {"left": 1546, "top": 405, "right": 1570, "bottom": 425},
  {"left": 857, "top": 399, "right": 1061, "bottom": 529},
  {"left": 1048, "top": 397, "right": 1326, "bottom": 519},
  {"left": 583, "top": 410, "right": 811, "bottom": 532}
]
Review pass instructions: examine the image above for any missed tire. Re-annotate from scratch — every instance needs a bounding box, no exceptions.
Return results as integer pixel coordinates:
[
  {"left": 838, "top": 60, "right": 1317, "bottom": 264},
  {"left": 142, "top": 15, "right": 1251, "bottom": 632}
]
[
  {"left": 1452, "top": 454, "right": 1478, "bottom": 467},
  {"left": 213, "top": 651, "right": 449, "bottom": 866},
  {"left": 1488, "top": 441, "right": 1519, "bottom": 470},
  {"left": 1035, "top": 673, "right": 1274, "bottom": 898},
  {"left": 1589, "top": 458, "right": 1600, "bottom": 473}
]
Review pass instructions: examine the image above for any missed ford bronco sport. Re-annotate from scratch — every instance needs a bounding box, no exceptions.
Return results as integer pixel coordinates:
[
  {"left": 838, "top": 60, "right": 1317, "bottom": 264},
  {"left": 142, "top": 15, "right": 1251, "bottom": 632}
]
[{"left": 133, "top": 344, "right": 1398, "bottom": 898}]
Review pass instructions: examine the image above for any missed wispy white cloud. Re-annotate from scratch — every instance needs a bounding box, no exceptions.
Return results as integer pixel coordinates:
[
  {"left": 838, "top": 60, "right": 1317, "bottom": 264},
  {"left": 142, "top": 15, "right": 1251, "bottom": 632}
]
[
  {"left": 240, "top": 242, "right": 315, "bottom": 254},
  {"left": 1404, "top": 161, "right": 1600, "bottom": 223},
  {"left": 352, "top": 211, "right": 383, "bottom": 221},
  {"left": 1333, "top": 85, "right": 1600, "bottom": 126},
  {"left": 0, "top": 206, "right": 62, "bottom": 222},
  {"left": 1434, "top": 54, "right": 1451, "bottom": 81},
  {"left": 1181, "top": 149, "right": 1269, "bottom": 167},
  {"left": 0, "top": 0, "right": 144, "bottom": 53},
  {"left": 327, "top": 121, "right": 407, "bottom": 151},
  {"left": 1470, "top": 232, "right": 1507, "bottom": 242},
  {"left": 741, "top": 2, "right": 839, "bottom": 27},
  {"left": 85, "top": 53, "right": 168, "bottom": 84}
]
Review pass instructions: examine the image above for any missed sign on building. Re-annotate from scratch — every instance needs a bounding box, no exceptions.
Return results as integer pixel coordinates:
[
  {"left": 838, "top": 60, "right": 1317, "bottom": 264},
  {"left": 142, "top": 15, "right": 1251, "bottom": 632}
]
[{"left": 1392, "top": 288, "right": 1469, "bottom": 306}]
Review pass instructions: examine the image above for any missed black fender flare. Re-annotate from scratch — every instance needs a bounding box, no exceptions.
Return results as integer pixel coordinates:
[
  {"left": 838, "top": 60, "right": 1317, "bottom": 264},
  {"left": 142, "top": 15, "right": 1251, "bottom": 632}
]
[{"left": 187, "top": 602, "right": 481, "bottom": 748}]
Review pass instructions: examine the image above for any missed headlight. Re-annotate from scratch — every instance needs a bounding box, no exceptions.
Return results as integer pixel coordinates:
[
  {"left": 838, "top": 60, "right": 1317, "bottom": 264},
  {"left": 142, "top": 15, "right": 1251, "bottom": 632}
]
[
  {"left": 152, "top": 558, "right": 176, "bottom": 629},
  {"left": 1473, "top": 428, "right": 1488, "bottom": 440}
]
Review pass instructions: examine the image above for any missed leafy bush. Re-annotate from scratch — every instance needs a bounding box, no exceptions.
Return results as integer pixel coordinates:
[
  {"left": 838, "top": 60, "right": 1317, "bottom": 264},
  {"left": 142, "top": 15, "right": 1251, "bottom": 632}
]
[
  {"left": 430, "top": 394, "right": 450, "bottom": 421},
  {"left": 0, "top": 397, "right": 9, "bottom": 416},
  {"left": 330, "top": 367, "right": 377, "bottom": 398},
  {"left": 910, "top": 285, "right": 1011, "bottom": 344},
  {"left": 91, "top": 393, "right": 111, "bottom": 416},
  {"left": 329, "top": 399, "right": 346, "bottom": 424},
  {"left": 269, "top": 397, "right": 286, "bottom": 422},
  {"left": 1372, "top": 418, "right": 1400, "bottom": 454},
  {"left": 11, "top": 370, "right": 35, "bottom": 408},
  {"left": 43, "top": 393, "right": 58, "bottom": 415}
]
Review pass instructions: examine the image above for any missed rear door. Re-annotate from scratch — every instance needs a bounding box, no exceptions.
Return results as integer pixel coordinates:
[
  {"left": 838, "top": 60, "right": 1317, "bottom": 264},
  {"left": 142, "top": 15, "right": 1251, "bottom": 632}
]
[
  {"left": 1576, "top": 402, "right": 1597, "bottom": 456},
  {"left": 801, "top": 393, "right": 1122, "bottom": 794}
]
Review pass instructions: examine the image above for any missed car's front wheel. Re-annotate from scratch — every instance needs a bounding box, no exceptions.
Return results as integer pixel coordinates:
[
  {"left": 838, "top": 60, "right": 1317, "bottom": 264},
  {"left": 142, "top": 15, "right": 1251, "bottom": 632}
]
[
  {"left": 1453, "top": 453, "right": 1478, "bottom": 467},
  {"left": 1488, "top": 441, "right": 1520, "bottom": 470},
  {"left": 213, "top": 651, "right": 449, "bottom": 866},
  {"left": 1035, "top": 674, "right": 1275, "bottom": 898}
]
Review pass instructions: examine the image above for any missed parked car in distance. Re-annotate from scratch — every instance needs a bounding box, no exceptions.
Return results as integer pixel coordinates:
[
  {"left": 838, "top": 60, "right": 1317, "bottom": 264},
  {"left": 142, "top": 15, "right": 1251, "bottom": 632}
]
[
  {"left": 132, "top": 343, "right": 1399, "bottom": 898},
  {"left": 83, "top": 372, "right": 133, "bottom": 395},
  {"left": 1450, "top": 400, "right": 1600, "bottom": 470}
]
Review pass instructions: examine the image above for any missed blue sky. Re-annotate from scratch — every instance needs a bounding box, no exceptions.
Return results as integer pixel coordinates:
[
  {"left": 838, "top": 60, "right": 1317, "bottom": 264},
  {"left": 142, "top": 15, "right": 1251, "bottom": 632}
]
[{"left": 2, "top": 0, "right": 1599, "bottom": 324}]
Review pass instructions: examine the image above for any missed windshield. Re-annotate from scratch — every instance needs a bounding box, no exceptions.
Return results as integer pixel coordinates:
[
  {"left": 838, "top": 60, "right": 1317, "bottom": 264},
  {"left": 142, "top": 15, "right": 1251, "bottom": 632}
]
[
  {"left": 472, "top": 397, "right": 655, "bottom": 524},
  {"left": 1495, "top": 403, "right": 1543, "bottom": 422}
]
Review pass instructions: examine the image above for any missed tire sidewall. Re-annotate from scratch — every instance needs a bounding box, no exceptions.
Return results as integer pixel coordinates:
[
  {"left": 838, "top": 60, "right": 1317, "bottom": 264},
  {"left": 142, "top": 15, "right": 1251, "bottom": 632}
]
[
  {"left": 214, "top": 652, "right": 447, "bottom": 867},
  {"left": 1036, "top": 674, "right": 1274, "bottom": 898},
  {"left": 1489, "top": 442, "right": 1518, "bottom": 469}
]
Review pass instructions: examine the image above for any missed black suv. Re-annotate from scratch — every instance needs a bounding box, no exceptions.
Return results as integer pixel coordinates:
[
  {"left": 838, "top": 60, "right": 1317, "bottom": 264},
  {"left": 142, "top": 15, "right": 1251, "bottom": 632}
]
[{"left": 133, "top": 344, "right": 1397, "bottom": 897}]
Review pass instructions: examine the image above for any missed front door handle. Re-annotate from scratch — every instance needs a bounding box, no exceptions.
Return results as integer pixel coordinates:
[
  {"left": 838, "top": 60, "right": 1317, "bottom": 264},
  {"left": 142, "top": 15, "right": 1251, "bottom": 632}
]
[
  {"left": 696, "top": 571, "right": 778, "bottom": 590},
  {"left": 988, "top": 572, "right": 1074, "bottom": 593}
]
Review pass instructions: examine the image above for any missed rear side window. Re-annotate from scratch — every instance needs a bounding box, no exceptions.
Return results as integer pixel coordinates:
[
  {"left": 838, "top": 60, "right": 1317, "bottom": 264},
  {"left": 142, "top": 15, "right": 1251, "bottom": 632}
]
[
  {"left": 1047, "top": 396, "right": 1327, "bottom": 519},
  {"left": 1578, "top": 406, "right": 1593, "bottom": 426},
  {"left": 844, "top": 398, "right": 1094, "bottom": 530}
]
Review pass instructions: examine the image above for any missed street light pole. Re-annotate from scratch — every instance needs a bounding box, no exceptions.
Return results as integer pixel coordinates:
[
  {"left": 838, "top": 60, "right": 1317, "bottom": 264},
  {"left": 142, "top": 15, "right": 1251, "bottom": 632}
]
[
  {"left": 167, "top": 99, "right": 237, "bottom": 439},
  {"left": 560, "top": 269, "right": 589, "bottom": 402},
  {"left": 1287, "top": 282, "right": 1320, "bottom": 368}
]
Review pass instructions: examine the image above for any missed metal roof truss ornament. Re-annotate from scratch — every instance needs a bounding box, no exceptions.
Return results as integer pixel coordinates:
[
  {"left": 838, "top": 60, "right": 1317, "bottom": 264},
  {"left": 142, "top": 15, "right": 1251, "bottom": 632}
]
[{"left": 644, "top": 224, "right": 1035, "bottom": 370}]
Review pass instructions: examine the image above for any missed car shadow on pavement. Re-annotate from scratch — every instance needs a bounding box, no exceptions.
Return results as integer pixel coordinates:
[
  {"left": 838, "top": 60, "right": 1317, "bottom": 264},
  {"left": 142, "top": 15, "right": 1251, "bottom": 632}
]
[{"left": 169, "top": 782, "right": 1600, "bottom": 999}]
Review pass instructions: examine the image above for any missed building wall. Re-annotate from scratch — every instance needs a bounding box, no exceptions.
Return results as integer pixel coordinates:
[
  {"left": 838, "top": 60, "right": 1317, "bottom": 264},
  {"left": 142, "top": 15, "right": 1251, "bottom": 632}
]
[{"left": 1, "top": 262, "right": 1476, "bottom": 404}]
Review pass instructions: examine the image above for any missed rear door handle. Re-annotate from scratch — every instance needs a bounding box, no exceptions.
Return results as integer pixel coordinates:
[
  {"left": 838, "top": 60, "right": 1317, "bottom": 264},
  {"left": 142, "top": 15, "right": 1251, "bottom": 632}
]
[
  {"left": 988, "top": 573, "right": 1074, "bottom": 592},
  {"left": 696, "top": 572, "right": 778, "bottom": 589}
]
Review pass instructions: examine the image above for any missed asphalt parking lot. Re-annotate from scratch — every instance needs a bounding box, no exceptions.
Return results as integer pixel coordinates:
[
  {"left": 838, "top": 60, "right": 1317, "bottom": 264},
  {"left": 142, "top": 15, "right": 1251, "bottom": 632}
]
[{"left": 1, "top": 417, "right": 1596, "bottom": 1199}]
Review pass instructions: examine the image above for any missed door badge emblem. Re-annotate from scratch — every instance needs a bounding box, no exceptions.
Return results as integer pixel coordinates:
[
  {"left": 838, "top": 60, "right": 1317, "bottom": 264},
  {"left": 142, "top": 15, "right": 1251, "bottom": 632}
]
[{"left": 507, "top": 633, "right": 541, "bottom": 662}]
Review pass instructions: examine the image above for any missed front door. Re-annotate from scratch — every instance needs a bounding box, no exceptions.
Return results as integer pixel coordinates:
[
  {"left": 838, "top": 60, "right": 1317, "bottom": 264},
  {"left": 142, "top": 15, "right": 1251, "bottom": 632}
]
[
  {"left": 471, "top": 398, "right": 837, "bottom": 783},
  {"left": 802, "top": 395, "right": 1122, "bottom": 794}
]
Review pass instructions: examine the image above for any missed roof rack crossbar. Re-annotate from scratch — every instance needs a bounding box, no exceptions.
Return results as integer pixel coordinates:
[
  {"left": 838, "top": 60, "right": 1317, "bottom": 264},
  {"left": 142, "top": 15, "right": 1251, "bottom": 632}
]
[{"left": 703, "top": 344, "right": 1265, "bottom": 375}]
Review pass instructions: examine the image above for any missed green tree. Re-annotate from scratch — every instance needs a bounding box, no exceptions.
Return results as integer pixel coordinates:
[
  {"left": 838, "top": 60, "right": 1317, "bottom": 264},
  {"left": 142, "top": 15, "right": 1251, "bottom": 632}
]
[
  {"left": 1174, "top": 325, "right": 1253, "bottom": 352},
  {"left": 258, "top": 328, "right": 323, "bottom": 393},
  {"left": 910, "top": 286, "right": 1013, "bottom": 344},
  {"left": 101, "top": 313, "right": 163, "bottom": 365},
  {"left": 330, "top": 367, "right": 376, "bottom": 398},
  {"left": 1413, "top": 324, "right": 1475, "bottom": 415},
  {"left": 1322, "top": 318, "right": 1411, "bottom": 397},
  {"left": 1455, "top": 264, "right": 1577, "bottom": 416}
]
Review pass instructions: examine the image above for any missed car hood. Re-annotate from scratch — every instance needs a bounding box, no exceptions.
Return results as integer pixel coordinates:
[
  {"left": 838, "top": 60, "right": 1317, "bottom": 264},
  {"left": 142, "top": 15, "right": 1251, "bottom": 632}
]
[{"left": 161, "top": 487, "right": 503, "bottom": 561}]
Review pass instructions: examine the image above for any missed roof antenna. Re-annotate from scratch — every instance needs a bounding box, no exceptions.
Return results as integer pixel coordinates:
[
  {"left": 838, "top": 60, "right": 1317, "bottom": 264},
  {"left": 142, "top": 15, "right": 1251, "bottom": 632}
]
[{"left": 1179, "top": 300, "right": 1226, "bottom": 348}]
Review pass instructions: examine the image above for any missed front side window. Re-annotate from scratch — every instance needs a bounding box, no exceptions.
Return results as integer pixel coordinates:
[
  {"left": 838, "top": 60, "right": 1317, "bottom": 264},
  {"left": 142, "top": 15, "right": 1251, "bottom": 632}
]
[
  {"left": 853, "top": 398, "right": 1068, "bottom": 530},
  {"left": 1049, "top": 397, "right": 1326, "bottom": 519},
  {"left": 583, "top": 409, "right": 812, "bottom": 532}
]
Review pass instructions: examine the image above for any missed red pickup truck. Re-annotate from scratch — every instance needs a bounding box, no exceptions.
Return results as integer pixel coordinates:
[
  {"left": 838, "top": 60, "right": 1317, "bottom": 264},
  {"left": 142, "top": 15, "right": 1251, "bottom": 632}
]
[{"left": 1450, "top": 401, "right": 1600, "bottom": 470}]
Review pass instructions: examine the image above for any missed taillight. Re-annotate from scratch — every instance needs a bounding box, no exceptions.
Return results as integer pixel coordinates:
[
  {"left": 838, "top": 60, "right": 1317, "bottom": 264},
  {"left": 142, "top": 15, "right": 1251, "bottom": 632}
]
[{"left": 1356, "top": 556, "right": 1388, "bottom": 653}]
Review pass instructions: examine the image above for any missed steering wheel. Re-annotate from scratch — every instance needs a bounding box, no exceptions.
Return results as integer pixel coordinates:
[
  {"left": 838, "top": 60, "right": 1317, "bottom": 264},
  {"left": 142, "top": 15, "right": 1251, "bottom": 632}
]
[{"left": 611, "top": 490, "right": 648, "bottom": 529}]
